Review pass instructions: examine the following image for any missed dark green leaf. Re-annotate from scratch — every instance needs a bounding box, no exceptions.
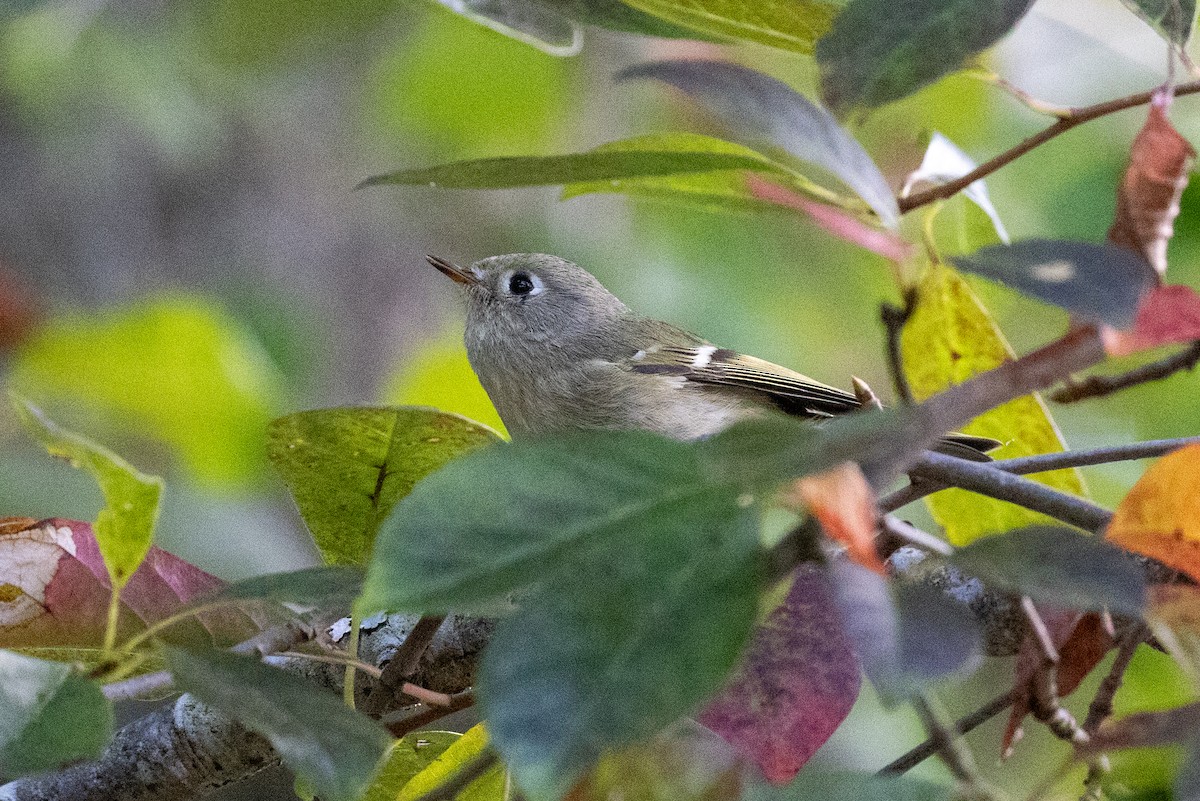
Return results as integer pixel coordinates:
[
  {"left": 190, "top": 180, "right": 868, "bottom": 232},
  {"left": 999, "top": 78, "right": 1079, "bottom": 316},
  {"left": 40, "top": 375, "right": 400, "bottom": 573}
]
[
  {"left": 12, "top": 395, "right": 162, "bottom": 587},
  {"left": 0, "top": 650, "right": 114, "bottom": 778},
  {"left": 816, "top": 0, "right": 1036, "bottom": 113},
  {"left": 360, "top": 431, "right": 750, "bottom": 614},
  {"left": 358, "top": 148, "right": 786, "bottom": 190},
  {"left": 744, "top": 769, "right": 953, "bottom": 801},
  {"left": 619, "top": 60, "right": 900, "bottom": 226},
  {"left": 209, "top": 566, "right": 364, "bottom": 606},
  {"left": 166, "top": 646, "right": 390, "bottom": 801},
  {"left": 616, "top": 0, "right": 839, "bottom": 53},
  {"left": 480, "top": 510, "right": 761, "bottom": 799},
  {"left": 951, "top": 526, "right": 1146, "bottom": 615},
  {"left": 268, "top": 406, "right": 500, "bottom": 565},
  {"left": 951, "top": 239, "right": 1157, "bottom": 327},
  {"left": 1121, "top": 0, "right": 1196, "bottom": 46}
]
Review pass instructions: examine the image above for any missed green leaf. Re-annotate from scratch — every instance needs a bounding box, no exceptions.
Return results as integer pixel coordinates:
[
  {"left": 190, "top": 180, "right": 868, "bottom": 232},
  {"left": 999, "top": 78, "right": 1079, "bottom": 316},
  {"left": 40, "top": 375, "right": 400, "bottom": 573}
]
[
  {"left": 268, "top": 407, "right": 501, "bottom": 566},
  {"left": 480, "top": 503, "right": 761, "bottom": 799},
  {"left": 561, "top": 132, "right": 853, "bottom": 213},
  {"left": 950, "top": 526, "right": 1146, "bottom": 615},
  {"left": 540, "top": 0, "right": 710, "bottom": 38},
  {"left": 744, "top": 769, "right": 953, "bottom": 801},
  {"left": 12, "top": 396, "right": 162, "bottom": 588},
  {"left": 359, "top": 730, "right": 460, "bottom": 801},
  {"left": 617, "top": 0, "right": 839, "bottom": 53},
  {"left": 10, "top": 293, "right": 285, "bottom": 488},
  {"left": 1120, "top": 0, "right": 1196, "bottom": 46},
  {"left": 951, "top": 239, "right": 1158, "bottom": 328},
  {"left": 358, "top": 145, "right": 786, "bottom": 190},
  {"left": 816, "top": 0, "right": 1036, "bottom": 113},
  {"left": 428, "top": 0, "right": 582, "bottom": 56},
  {"left": 360, "top": 431, "right": 747, "bottom": 614},
  {"left": 0, "top": 650, "right": 114, "bottom": 778},
  {"left": 900, "top": 263, "right": 1087, "bottom": 546},
  {"left": 210, "top": 566, "right": 364, "bottom": 606},
  {"left": 165, "top": 646, "right": 390, "bottom": 801},
  {"left": 395, "top": 724, "right": 505, "bottom": 801},
  {"left": 618, "top": 60, "right": 900, "bottom": 226}
]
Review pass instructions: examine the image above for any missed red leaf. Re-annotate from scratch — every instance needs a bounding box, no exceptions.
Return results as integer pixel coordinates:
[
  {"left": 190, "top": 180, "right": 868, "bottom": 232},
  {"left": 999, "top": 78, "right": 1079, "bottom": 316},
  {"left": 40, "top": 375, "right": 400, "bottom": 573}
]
[
  {"left": 1108, "top": 96, "right": 1196, "bottom": 278},
  {"left": 1102, "top": 283, "right": 1200, "bottom": 356},
  {"left": 747, "top": 175, "right": 914, "bottom": 263},
  {"left": 699, "top": 564, "right": 861, "bottom": 783},
  {"left": 785, "top": 462, "right": 885, "bottom": 574},
  {"left": 0, "top": 517, "right": 258, "bottom": 654},
  {"left": 1001, "top": 608, "right": 1113, "bottom": 757}
]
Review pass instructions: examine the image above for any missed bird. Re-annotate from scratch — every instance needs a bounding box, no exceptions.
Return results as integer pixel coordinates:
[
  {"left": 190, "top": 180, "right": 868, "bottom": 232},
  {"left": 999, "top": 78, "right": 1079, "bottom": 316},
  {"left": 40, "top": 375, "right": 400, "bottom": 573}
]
[{"left": 427, "top": 252, "right": 996, "bottom": 454}]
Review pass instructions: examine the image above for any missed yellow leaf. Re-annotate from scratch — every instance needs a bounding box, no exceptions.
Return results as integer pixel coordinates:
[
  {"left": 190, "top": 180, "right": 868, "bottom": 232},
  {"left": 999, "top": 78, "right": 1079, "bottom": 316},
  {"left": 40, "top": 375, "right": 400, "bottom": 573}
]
[
  {"left": 900, "top": 264, "right": 1086, "bottom": 545},
  {"left": 398, "top": 724, "right": 504, "bottom": 801},
  {"left": 1107, "top": 444, "right": 1200, "bottom": 583}
]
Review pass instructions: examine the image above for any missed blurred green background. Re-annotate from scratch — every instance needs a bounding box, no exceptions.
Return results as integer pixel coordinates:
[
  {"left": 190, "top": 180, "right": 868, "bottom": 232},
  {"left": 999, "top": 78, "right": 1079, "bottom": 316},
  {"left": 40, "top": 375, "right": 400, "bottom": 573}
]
[{"left": 1, "top": 0, "right": 1198, "bottom": 797}]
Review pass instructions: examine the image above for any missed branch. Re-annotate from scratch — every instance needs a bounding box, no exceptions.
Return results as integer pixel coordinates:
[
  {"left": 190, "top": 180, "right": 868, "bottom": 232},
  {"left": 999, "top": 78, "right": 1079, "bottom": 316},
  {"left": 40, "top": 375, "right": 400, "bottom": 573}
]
[
  {"left": 899, "top": 79, "right": 1200, "bottom": 213},
  {"left": 1051, "top": 341, "right": 1200, "bottom": 403},
  {"left": 878, "top": 690, "right": 1015, "bottom": 776},
  {"left": 0, "top": 614, "right": 494, "bottom": 801},
  {"left": 909, "top": 452, "right": 1113, "bottom": 532}
]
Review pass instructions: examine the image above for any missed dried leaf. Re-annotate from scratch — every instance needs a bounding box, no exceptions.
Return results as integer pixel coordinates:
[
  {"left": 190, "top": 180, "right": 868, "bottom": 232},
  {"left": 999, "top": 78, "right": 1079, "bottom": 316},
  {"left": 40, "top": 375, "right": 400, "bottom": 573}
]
[
  {"left": 1108, "top": 97, "right": 1196, "bottom": 278},
  {"left": 0, "top": 518, "right": 257, "bottom": 660},
  {"left": 786, "top": 462, "right": 884, "bottom": 574},
  {"left": 1106, "top": 443, "right": 1200, "bottom": 582},
  {"left": 698, "top": 564, "right": 859, "bottom": 783}
]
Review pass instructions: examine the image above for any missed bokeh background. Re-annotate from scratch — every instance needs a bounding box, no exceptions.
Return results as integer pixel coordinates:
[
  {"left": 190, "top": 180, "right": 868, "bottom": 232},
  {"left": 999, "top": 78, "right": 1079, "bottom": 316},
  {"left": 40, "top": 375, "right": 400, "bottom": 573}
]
[{"left": 1, "top": 0, "right": 1197, "bottom": 797}]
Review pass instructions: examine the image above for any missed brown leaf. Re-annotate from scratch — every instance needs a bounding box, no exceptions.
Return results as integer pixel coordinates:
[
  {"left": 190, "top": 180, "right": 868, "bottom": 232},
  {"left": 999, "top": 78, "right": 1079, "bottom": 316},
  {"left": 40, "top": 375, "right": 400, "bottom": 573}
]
[
  {"left": 1107, "top": 95, "right": 1196, "bottom": 278},
  {"left": 0, "top": 517, "right": 259, "bottom": 660},
  {"left": 785, "top": 461, "right": 885, "bottom": 574},
  {"left": 1001, "top": 608, "right": 1114, "bottom": 757}
]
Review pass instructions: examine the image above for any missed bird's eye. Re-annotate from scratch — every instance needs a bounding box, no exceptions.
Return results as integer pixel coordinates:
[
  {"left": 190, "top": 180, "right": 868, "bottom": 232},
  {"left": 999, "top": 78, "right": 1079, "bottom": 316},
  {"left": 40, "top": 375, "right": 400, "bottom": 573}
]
[{"left": 508, "top": 272, "right": 536, "bottom": 296}]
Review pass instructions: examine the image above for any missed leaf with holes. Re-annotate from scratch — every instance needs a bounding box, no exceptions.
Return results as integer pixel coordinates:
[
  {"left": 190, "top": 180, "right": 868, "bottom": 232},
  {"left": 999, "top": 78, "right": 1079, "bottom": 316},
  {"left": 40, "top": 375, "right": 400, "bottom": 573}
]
[{"left": 268, "top": 407, "right": 500, "bottom": 566}]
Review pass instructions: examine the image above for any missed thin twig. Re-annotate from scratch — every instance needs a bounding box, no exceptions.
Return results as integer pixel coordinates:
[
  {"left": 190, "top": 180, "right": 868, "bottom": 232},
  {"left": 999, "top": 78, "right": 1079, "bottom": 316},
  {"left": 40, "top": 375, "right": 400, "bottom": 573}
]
[
  {"left": 881, "top": 515, "right": 954, "bottom": 556},
  {"left": 411, "top": 750, "right": 498, "bottom": 801},
  {"left": 398, "top": 682, "right": 455, "bottom": 708},
  {"left": 911, "top": 693, "right": 985, "bottom": 786},
  {"left": 385, "top": 690, "right": 476, "bottom": 737},
  {"left": 910, "top": 452, "right": 1113, "bottom": 532},
  {"left": 878, "top": 690, "right": 1015, "bottom": 776},
  {"left": 1051, "top": 342, "right": 1200, "bottom": 403},
  {"left": 1078, "top": 625, "right": 1148, "bottom": 799},
  {"left": 899, "top": 79, "right": 1200, "bottom": 213},
  {"left": 881, "top": 298, "right": 916, "bottom": 404},
  {"left": 1021, "top": 600, "right": 1089, "bottom": 746},
  {"left": 363, "top": 614, "right": 447, "bottom": 716}
]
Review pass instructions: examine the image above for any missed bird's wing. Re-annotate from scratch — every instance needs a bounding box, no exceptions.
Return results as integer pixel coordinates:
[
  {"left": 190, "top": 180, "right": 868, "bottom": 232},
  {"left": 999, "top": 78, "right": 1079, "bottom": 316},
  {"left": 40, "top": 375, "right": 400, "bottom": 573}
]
[{"left": 624, "top": 344, "right": 862, "bottom": 418}]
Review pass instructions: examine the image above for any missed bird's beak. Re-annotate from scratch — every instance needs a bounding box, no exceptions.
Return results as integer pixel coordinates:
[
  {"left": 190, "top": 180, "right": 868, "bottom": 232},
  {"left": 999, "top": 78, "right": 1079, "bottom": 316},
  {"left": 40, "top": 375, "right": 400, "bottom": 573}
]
[{"left": 426, "top": 255, "right": 482, "bottom": 286}]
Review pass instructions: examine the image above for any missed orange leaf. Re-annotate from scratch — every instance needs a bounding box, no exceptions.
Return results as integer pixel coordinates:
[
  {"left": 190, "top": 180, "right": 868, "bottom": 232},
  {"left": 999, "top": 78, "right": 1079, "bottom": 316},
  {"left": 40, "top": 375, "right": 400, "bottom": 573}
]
[
  {"left": 1101, "top": 283, "right": 1200, "bottom": 356},
  {"left": 1108, "top": 96, "right": 1196, "bottom": 278},
  {"left": 787, "top": 462, "right": 884, "bottom": 574},
  {"left": 1106, "top": 443, "right": 1200, "bottom": 582}
]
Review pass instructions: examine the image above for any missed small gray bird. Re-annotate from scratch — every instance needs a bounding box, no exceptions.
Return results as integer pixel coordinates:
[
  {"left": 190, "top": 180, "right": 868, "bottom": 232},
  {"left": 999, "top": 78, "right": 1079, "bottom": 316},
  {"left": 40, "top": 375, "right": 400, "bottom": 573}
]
[{"left": 428, "top": 252, "right": 995, "bottom": 453}]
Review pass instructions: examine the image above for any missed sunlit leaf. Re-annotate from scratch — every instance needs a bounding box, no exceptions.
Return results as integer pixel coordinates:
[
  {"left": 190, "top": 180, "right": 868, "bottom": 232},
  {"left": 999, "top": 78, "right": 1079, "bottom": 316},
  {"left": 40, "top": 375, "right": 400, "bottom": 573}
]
[
  {"left": 359, "top": 731, "right": 460, "bottom": 801},
  {"left": 0, "top": 650, "right": 113, "bottom": 778},
  {"left": 540, "top": 0, "right": 711, "bottom": 38},
  {"left": 1106, "top": 443, "right": 1200, "bottom": 583},
  {"left": 951, "top": 526, "right": 1145, "bottom": 615},
  {"left": 904, "top": 132, "right": 1009, "bottom": 243},
  {"left": 268, "top": 406, "right": 500, "bottom": 566},
  {"left": 617, "top": 0, "right": 839, "bottom": 53},
  {"left": 480, "top": 505, "right": 760, "bottom": 799},
  {"left": 1109, "top": 98, "right": 1195, "bottom": 276},
  {"left": 816, "top": 0, "right": 1036, "bottom": 113},
  {"left": 381, "top": 335, "right": 508, "bottom": 437},
  {"left": 1120, "top": 0, "right": 1196, "bottom": 46},
  {"left": 432, "top": 0, "right": 582, "bottom": 55},
  {"left": 698, "top": 564, "right": 860, "bottom": 782},
  {"left": 359, "top": 139, "right": 786, "bottom": 190},
  {"left": 11, "top": 294, "right": 285, "bottom": 488},
  {"left": 900, "top": 263, "right": 1086, "bottom": 545},
  {"left": 396, "top": 725, "right": 505, "bottom": 801},
  {"left": 12, "top": 398, "right": 161, "bottom": 588},
  {"left": 0, "top": 518, "right": 257, "bottom": 659},
  {"left": 166, "top": 646, "right": 390, "bottom": 801},
  {"left": 619, "top": 60, "right": 900, "bottom": 226}
]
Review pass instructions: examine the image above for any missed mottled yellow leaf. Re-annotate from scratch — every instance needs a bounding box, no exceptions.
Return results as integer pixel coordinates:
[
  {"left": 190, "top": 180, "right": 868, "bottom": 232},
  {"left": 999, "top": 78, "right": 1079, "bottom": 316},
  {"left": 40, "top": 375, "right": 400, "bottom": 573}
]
[{"left": 900, "top": 264, "right": 1086, "bottom": 545}]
